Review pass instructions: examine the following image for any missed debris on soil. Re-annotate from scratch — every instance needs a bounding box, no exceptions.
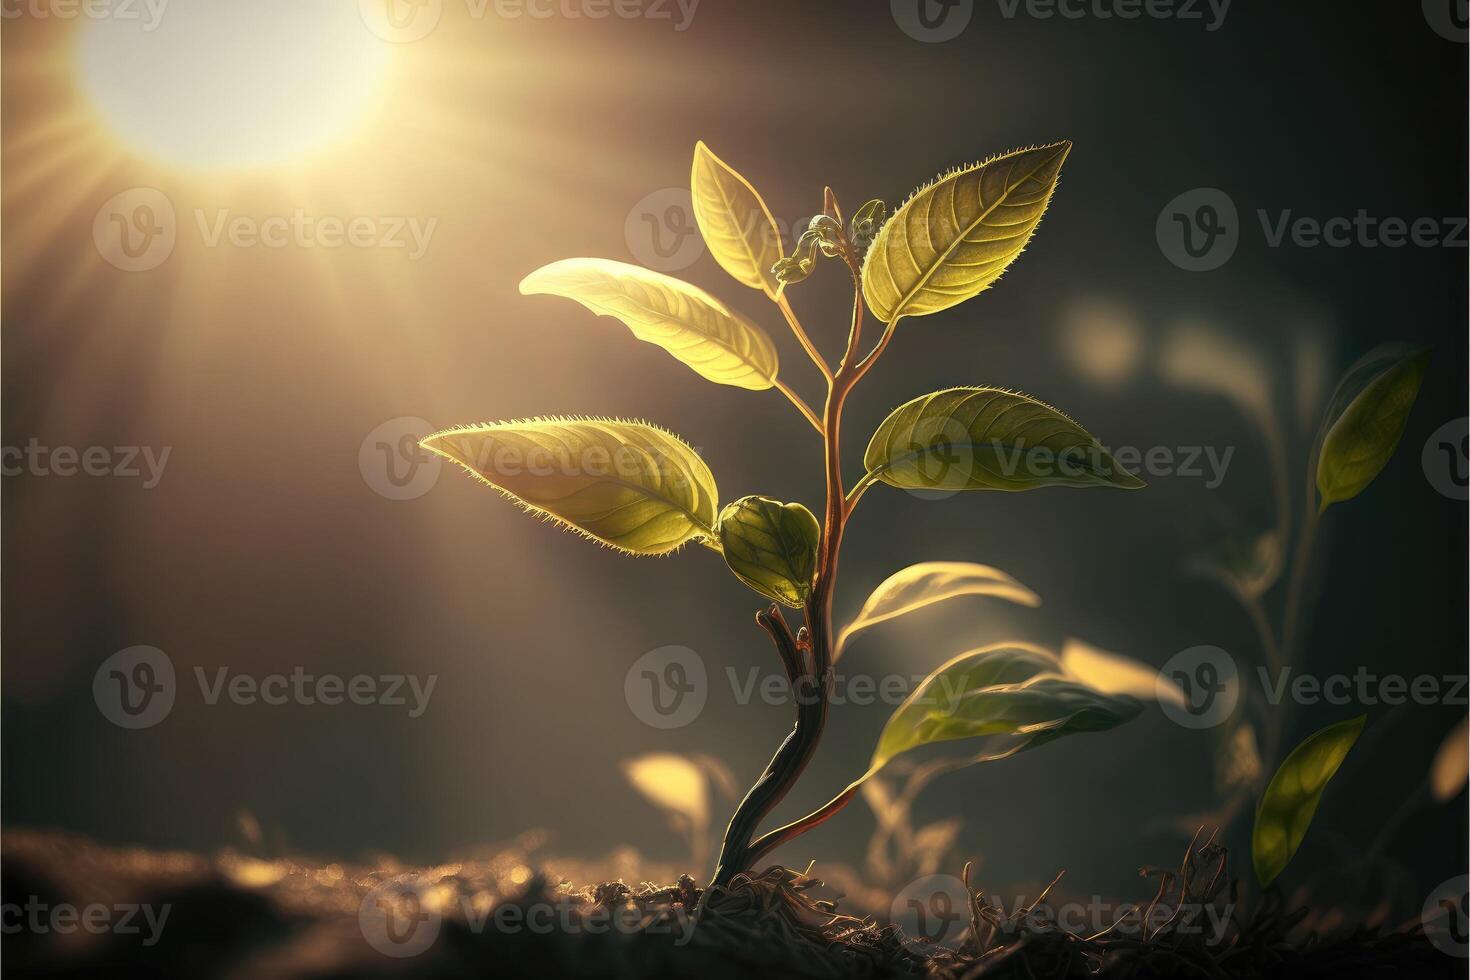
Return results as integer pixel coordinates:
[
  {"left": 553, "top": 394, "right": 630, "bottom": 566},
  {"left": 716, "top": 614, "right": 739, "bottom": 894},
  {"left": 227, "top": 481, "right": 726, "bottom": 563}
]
[{"left": 1, "top": 829, "right": 1456, "bottom": 978}]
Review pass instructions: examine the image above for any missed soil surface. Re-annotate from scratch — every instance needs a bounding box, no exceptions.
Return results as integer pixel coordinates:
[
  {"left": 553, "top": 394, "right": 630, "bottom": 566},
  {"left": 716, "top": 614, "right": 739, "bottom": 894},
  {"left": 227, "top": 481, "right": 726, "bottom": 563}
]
[{"left": 1, "top": 829, "right": 1458, "bottom": 978}]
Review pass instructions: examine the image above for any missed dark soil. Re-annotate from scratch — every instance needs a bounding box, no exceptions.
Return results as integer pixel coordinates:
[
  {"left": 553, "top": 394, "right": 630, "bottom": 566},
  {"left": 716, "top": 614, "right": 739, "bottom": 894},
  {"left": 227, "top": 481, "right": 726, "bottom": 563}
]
[{"left": 1, "top": 829, "right": 1457, "bottom": 979}]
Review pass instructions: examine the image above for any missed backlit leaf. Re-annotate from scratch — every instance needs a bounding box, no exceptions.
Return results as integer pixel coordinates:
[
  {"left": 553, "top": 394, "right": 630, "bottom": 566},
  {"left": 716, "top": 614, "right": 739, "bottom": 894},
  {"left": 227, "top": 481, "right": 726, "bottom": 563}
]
[
  {"left": 871, "top": 643, "right": 1142, "bottom": 771},
  {"left": 1430, "top": 717, "right": 1468, "bottom": 803},
  {"left": 716, "top": 495, "right": 819, "bottom": 608},
  {"left": 622, "top": 752, "right": 709, "bottom": 828},
  {"left": 421, "top": 418, "right": 718, "bottom": 556},
  {"left": 1316, "top": 346, "right": 1427, "bottom": 512},
  {"left": 1252, "top": 715, "right": 1365, "bottom": 887},
  {"left": 1060, "top": 638, "right": 1187, "bottom": 709},
  {"left": 835, "top": 561, "right": 1041, "bottom": 661},
  {"left": 519, "top": 258, "right": 779, "bottom": 391},
  {"left": 691, "top": 142, "right": 784, "bottom": 299},
  {"left": 862, "top": 387, "right": 1145, "bottom": 492},
  {"left": 862, "top": 142, "right": 1070, "bottom": 324}
]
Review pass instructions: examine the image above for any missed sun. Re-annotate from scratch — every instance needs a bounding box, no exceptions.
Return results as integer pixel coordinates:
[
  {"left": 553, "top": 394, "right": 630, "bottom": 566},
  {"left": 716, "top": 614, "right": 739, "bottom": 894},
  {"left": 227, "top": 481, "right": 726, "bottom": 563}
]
[{"left": 75, "top": 2, "right": 392, "bottom": 171}]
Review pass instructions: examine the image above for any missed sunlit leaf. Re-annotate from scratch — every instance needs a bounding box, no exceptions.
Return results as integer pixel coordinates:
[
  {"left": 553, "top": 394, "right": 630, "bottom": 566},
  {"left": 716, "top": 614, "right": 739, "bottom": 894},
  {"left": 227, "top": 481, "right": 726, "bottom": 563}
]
[
  {"left": 621, "top": 752, "right": 709, "bottom": 828},
  {"left": 871, "top": 643, "right": 1142, "bottom": 771},
  {"left": 1060, "top": 638, "right": 1186, "bottom": 709},
  {"left": 862, "top": 387, "right": 1145, "bottom": 492},
  {"left": 861, "top": 142, "right": 1070, "bottom": 324},
  {"left": 1430, "top": 717, "right": 1468, "bottom": 803},
  {"left": 1316, "top": 346, "right": 1427, "bottom": 512},
  {"left": 835, "top": 561, "right": 1041, "bottom": 661},
  {"left": 421, "top": 418, "right": 718, "bottom": 556},
  {"left": 716, "top": 495, "right": 820, "bottom": 608},
  {"left": 1252, "top": 715, "right": 1365, "bottom": 887},
  {"left": 519, "top": 258, "right": 779, "bottom": 391},
  {"left": 691, "top": 141, "right": 784, "bottom": 299}
]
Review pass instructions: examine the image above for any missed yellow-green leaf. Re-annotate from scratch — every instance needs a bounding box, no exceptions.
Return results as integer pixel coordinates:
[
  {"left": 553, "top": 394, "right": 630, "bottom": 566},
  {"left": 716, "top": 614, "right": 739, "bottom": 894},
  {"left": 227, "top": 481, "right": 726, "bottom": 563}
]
[
  {"left": 1316, "top": 347, "right": 1427, "bottom": 512},
  {"left": 716, "top": 495, "right": 819, "bottom": 608},
  {"left": 421, "top": 418, "right": 718, "bottom": 556},
  {"left": 862, "top": 387, "right": 1145, "bottom": 492},
  {"left": 691, "top": 141, "right": 785, "bottom": 299},
  {"left": 1060, "top": 638, "right": 1187, "bottom": 710},
  {"left": 1252, "top": 715, "right": 1365, "bottom": 887},
  {"left": 519, "top": 258, "right": 779, "bottom": 391},
  {"left": 835, "top": 561, "right": 1041, "bottom": 661},
  {"left": 862, "top": 142, "right": 1070, "bottom": 324},
  {"left": 872, "top": 643, "right": 1142, "bottom": 771}
]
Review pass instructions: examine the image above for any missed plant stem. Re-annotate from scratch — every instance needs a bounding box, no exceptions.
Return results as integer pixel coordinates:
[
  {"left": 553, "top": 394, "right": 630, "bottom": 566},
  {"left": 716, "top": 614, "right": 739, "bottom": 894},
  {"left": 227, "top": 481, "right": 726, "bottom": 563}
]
[
  {"left": 776, "top": 293, "right": 832, "bottom": 382},
  {"left": 772, "top": 377, "right": 823, "bottom": 434},
  {"left": 710, "top": 254, "right": 885, "bottom": 887}
]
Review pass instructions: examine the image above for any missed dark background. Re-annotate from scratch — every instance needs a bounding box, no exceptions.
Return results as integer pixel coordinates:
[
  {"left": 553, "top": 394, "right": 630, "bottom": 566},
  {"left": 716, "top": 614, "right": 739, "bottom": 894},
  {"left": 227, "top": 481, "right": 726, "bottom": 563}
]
[{"left": 4, "top": 0, "right": 1466, "bottom": 910}]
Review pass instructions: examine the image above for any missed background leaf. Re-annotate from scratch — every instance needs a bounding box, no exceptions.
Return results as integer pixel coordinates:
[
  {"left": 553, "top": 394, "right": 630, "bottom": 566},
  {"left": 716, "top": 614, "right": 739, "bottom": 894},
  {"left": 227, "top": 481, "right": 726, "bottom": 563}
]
[
  {"left": 1316, "top": 346, "right": 1427, "bottom": 511},
  {"left": 872, "top": 643, "right": 1142, "bottom": 771},
  {"left": 863, "top": 387, "right": 1145, "bottom": 492},
  {"left": 691, "top": 141, "right": 784, "bottom": 299},
  {"left": 421, "top": 418, "right": 718, "bottom": 555},
  {"left": 861, "top": 142, "right": 1070, "bottom": 324},
  {"left": 1430, "top": 716, "right": 1468, "bottom": 803},
  {"left": 716, "top": 495, "right": 820, "bottom": 608},
  {"left": 520, "top": 258, "right": 779, "bottom": 390},
  {"left": 835, "top": 561, "right": 1041, "bottom": 660},
  {"left": 1252, "top": 715, "right": 1365, "bottom": 887}
]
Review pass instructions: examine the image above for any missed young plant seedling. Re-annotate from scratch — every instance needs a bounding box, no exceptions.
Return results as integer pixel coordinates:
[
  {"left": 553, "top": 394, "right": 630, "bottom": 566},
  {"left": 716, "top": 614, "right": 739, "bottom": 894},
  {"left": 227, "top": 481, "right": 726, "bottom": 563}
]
[{"left": 424, "top": 140, "right": 1147, "bottom": 887}]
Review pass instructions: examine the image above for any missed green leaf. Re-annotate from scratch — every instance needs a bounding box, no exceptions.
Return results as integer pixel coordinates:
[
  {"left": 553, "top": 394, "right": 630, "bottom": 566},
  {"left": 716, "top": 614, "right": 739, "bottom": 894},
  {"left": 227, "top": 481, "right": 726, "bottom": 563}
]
[
  {"left": 1252, "top": 715, "right": 1365, "bottom": 888},
  {"left": 716, "top": 496, "right": 819, "bottom": 608},
  {"left": 1316, "top": 346, "right": 1427, "bottom": 512},
  {"left": 519, "top": 258, "right": 779, "bottom": 391},
  {"left": 834, "top": 561, "right": 1041, "bottom": 661},
  {"left": 421, "top": 418, "right": 719, "bottom": 556},
  {"left": 872, "top": 643, "right": 1142, "bottom": 771},
  {"left": 861, "top": 142, "right": 1070, "bottom": 325},
  {"left": 691, "top": 142, "right": 785, "bottom": 300},
  {"left": 862, "top": 387, "right": 1145, "bottom": 492}
]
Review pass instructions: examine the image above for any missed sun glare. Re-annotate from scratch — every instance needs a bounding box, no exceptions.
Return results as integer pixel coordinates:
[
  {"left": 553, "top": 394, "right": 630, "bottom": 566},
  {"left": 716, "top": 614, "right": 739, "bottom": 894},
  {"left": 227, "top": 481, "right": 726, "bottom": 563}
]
[{"left": 76, "top": 2, "right": 391, "bottom": 171}]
